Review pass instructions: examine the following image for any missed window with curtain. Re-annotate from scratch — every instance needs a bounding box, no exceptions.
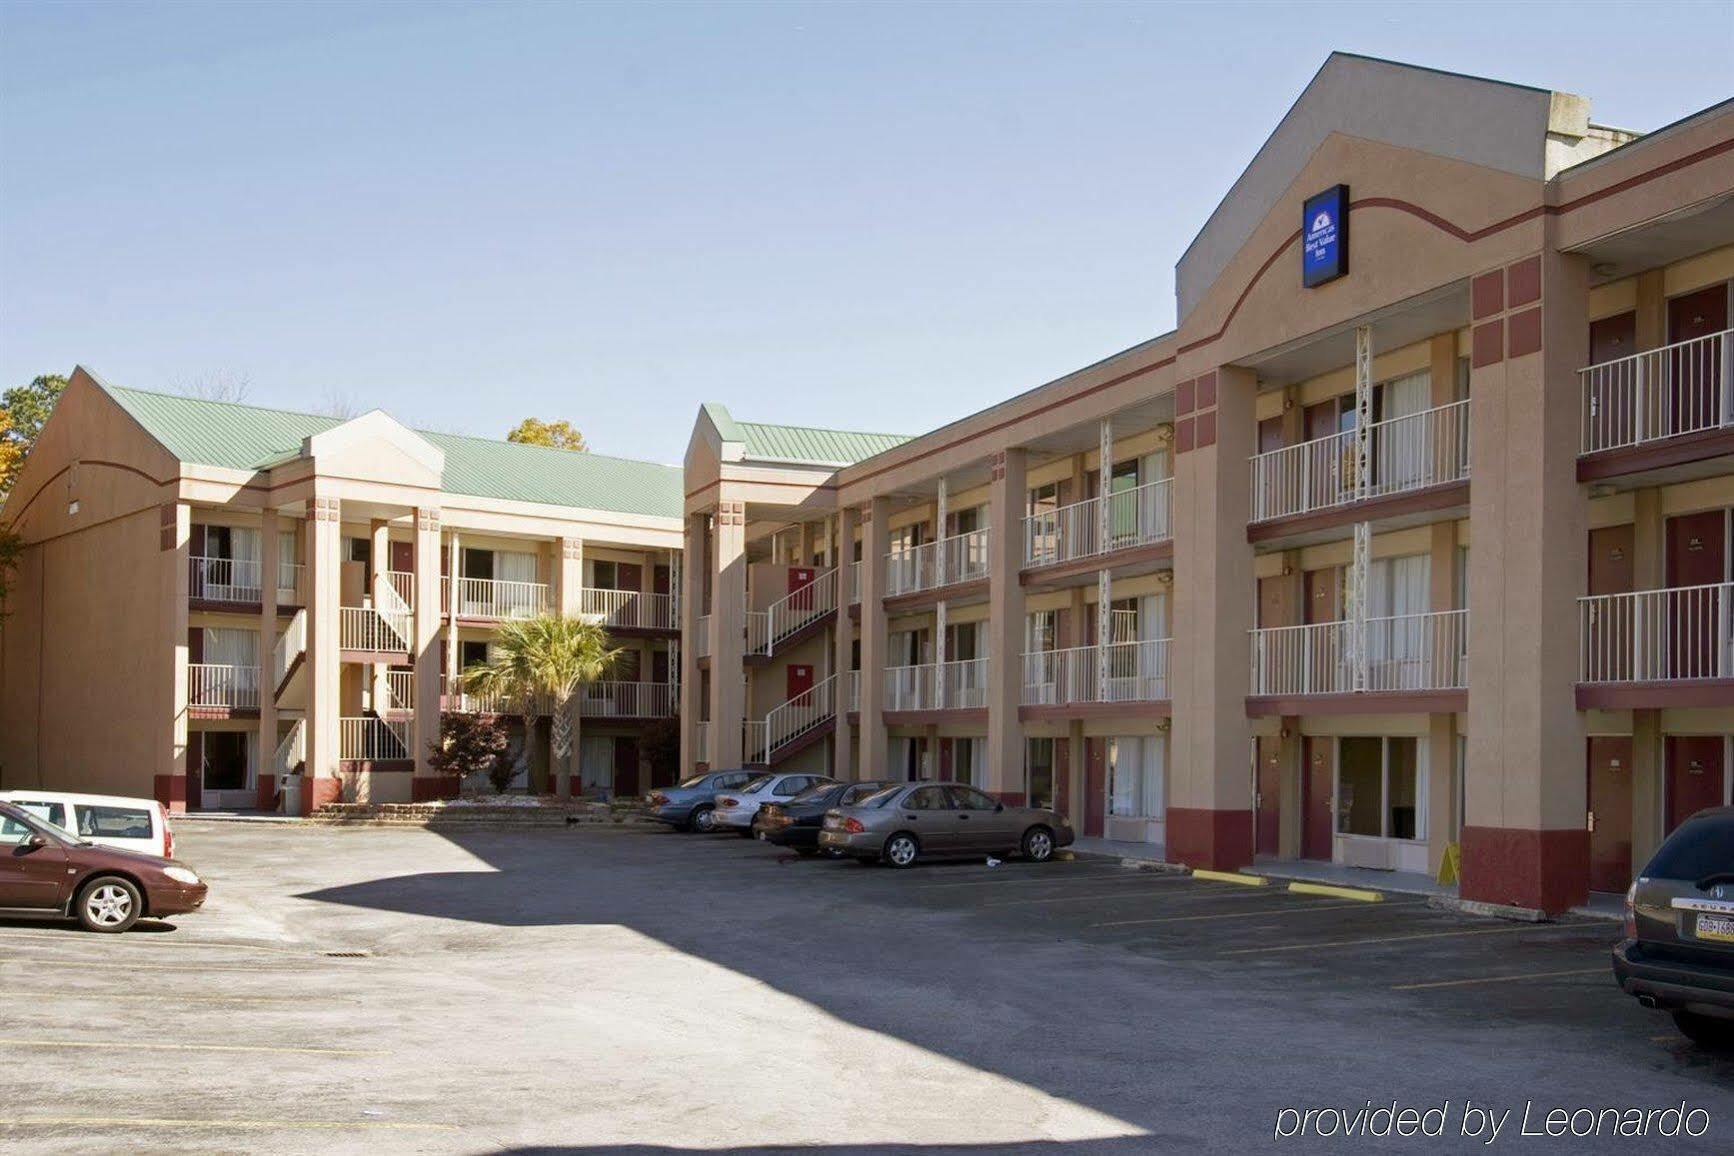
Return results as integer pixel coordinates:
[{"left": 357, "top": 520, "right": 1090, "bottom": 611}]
[
  {"left": 1107, "top": 736, "right": 1165, "bottom": 818},
  {"left": 203, "top": 628, "right": 259, "bottom": 668}
]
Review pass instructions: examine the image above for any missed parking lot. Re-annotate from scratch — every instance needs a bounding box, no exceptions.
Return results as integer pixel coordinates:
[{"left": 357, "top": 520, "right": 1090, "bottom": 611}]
[{"left": 3, "top": 820, "right": 1732, "bottom": 1154}]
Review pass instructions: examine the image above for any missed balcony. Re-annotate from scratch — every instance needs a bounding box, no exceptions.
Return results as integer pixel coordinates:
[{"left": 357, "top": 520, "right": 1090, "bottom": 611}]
[
  {"left": 385, "top": 670, "right": 415, "bottom": 715},
  {"left": 340, "top": 605, "right": 413, "bottom": 654},
  {"left": 340, "top": 716, "right": 411, "bottom": 762},
  {"left": 885, "top": 529, "right": 990, "bottom": 598},
  {"left": 580, "top": 587, "right": 677, "bottom": 631},
  {"left": 745, "top": 673, "right": 837, "bottom": 765},
  {"left": 747, "top": 567, "right": 836, "bottom": 657},
  {"left": 1249, "top": 399, "right": 1469, "bottom": 530},
  {"left": 188, "top": 663, "right": 261, "bottom": 712},
  {"left": 442, "top": 676, "right": 553, "bottom": 717},
  {"left": 272, "top": 609, "right": 307, "bottom": 690},
  {"left": 577, "top": 681, "right": 678, "bottom": 719},
  {"left": 1024, "top": 479, "right": 1172, "bottom": 571},
  {"left": 1248, "top": 609, "right": 1467, "bottom": 711},
  {"left": 1578, "top": 583, "right": 1734, "bottom": 707},
  {"left": 883, "top": 657, "right": 987, "bottom": 713},
  {"left": 1580, "top": 328, "right": 1733, "bottom": 476},
  {"left": 444, "top": 576, "right": 550, "bottom": 621},
  {"left": 1022, "top": 640, "right": 1170, "bottom": 711},
  {"left": 189, "top": 556, "right": 303, "bottom": 606}
]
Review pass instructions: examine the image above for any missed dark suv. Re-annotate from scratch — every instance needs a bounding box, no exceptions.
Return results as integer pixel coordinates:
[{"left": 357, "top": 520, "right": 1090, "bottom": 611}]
[{"left": 1613, "top": 806, "right": 1734, "bottom": 1046}]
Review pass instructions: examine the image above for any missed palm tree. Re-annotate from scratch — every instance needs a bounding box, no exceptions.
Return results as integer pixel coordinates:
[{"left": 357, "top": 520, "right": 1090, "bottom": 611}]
[{"left": 461, "top": 614, "right": 621, "bottom": 797}]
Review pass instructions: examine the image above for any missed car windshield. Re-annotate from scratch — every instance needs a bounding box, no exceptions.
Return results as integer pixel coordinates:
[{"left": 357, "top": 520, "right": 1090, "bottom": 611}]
[
  {"left": 1645, "top": 816, "right": 1734, "bottom": 883},
  {"left": 789, "top": 783, "right": 839, "bottom": 805},
  {"left": 740, "top": 775, "right": 774, "bottom": 794},
  {"left": 677, "top": 775, "right": 711, "bottom": 789},
  {"left": 857, "top": 785, "right": 905, "bottom": 808}
]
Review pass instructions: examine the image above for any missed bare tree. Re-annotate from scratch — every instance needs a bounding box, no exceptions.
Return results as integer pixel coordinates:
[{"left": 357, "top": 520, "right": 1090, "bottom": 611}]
[
  {"left": 174, "top": 370, "right": 252, "bottom": 404},
  {"left": 316, "top": 388, "right": 360, "bottom": 419}
]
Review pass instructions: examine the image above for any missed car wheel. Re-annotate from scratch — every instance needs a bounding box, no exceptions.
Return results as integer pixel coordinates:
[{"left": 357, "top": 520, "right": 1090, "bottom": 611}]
[
  {"left": 1672, "top": 1010, "right": 1734, "bottom": 1049},
  {"left": 882, "top": 832, "right": 920, "bottom": 869},
  {"left": 1022, "top": 825, "right": 1055, "bottom": 863},
  {"left": 76, "top": 876, "right": 142, "bottom": 933},
  {"left": 690, "top": 806, "right": 716, "bottom": 834}
]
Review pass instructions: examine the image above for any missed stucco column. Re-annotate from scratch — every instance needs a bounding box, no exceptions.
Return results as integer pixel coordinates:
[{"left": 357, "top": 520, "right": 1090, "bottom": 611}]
[
  {"left": 412, "top": 509, "right": 445, "bottom": 799},
  {"left": 679, "top": 515, "right": 705, "bottom": 771},
  {"left": 157, "top": 502, "right": 191, "bottom": 813},
  {"left": 986, "top": 449, "right": 1028, "bottom": 802},
  {"left": 555, "top": 537, "right": 583, "bottom": 617},
  {"left": 303, "top": 496, "right": 344, "bottom": 813},
  {"left": 1168, "top": 365, "right": 1257, "bottom": 869},
  {"left": 368, "top": 518, "right": 391, "bottom": 717},
  {"left": 258, "top": 509, "right": 280, "bottom": 809},
  {"left": 708, "top": 499, "right": 747, "bottom": 768},
  {"left": 1462, "top": 250, "right": 1590, "bottom": 913},
  {"left": 832, "top": 507, "right": 859, "bottom": 780},
  {"left": 857, "top": 497, "right": 891, "bottom": 778},
  {"left": 1276, "top": 720, "right": 1302, "bottom": 859},
  {"left": 1630, "top": 486, "right": 1664, "bottom": 863}
]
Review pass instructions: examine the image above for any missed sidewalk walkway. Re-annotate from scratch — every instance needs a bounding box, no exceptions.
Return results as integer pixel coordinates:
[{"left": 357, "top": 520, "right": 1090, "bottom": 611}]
[
  {"left": 1248, "top": 855, "right": 1455, "bottom": 897},
  {"left": 1069, "top": 836, "right": 1171, "bottom": 864}
]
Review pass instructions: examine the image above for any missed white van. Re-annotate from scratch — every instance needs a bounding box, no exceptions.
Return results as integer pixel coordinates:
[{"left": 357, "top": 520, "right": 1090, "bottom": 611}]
[{"left": 0, "top": 791, "right": 175, "bottom": 859}]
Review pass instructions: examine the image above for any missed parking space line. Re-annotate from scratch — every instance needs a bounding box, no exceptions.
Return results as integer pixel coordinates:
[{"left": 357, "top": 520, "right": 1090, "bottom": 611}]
[
  {"left": 0, "top": 1117, "right": 455, "bottom": 1132},
  {"left": 0, "top": 931, "right": 301, "bottom": 954},
  {"left": 911, "top": 869, "right": 1184, "bottom": 891},
  {"left": 1221, "top": 922, "right": 1614, "bottom": 955},
  {"left": 0, "top": 1037, "right": 388, "bottom": 1057},
  {"left": 982, "top": 883, "right": 1264, "bottom": 908},
  {"left": 1391, "top": 967, "right": 1607, "bottom": 991},
  {"left": 0, "top": 957, "right": 303, "bottom": 974},
  {"left": 1091, "top": 899, "right": 1427, "bottom": 928},
  {"left": 0, "top": 990, "right": 326, "bottom": 1005}
]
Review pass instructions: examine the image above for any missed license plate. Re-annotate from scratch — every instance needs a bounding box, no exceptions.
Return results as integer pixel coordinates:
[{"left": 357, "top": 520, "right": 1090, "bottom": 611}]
[
  {"left": 1697, "top": 914, "right": 1734, "bottom": 943},
  {"left": 823, "top": 816, "right": 840, "bottom": 830},
  {"left": 756, "top": 831, "right": 766, "bottom": 841}
]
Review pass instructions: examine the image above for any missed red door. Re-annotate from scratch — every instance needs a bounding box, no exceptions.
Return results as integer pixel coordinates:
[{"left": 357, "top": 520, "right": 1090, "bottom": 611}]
[
  {"left": 1301, "top": 737, "right": 1332, "bottom": 860},
  {"left": 1664, "top": 510, "right": 1727, "bottom": 679},
  {"left": 1588, "top": 524, "right": 1636, "bottom": 681},
  {"left": 787, "top": 566, "right": 816, "bottom": 612},
  {"left": 1053, "top": 741, "right": 1071, "bottom": 822},
  {"left": 785, "top": 664, "right": 814, "bottom": 702},
  {"left": 1255, "top": 737, "right": 1283, "bottom": 857},
  {"left": 1666, "top": 286, "right": 1729, "bottom": 435},
  {"left": 937, "top": 739, "right": 953, "bottom": 780},
  {"left": 185, "top": 732, "right": 204, "bottom": 811},
  {"left": 652, "top": 565, "right": 670, "bottom": 596},
  {"left": 1588, "top": 311, "right": 1636, "bottom": 367},
  {"left": 612, "top": 738, "right": 641, "bottom": 799},
  {"left": 389, "top": 540, "right": 414, "bottom": 574},
  {"left": 1666, "top": 736, "right": 1727, "bottom": 834},
  {"left": 1587, "top": 737, "right": 1634, "bottom": 893},
  {"left": 1083, "top": 739, "right": 1106, "bottom": 837}
]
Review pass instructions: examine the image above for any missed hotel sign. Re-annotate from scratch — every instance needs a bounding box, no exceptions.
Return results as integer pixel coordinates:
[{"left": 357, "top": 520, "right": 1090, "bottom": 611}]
[{"left": 1302, "top": 184, "right": 1349, "bottom": 287}]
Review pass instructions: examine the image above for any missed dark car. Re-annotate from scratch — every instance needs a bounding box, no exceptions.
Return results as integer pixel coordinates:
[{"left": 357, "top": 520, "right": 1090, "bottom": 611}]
[
  {"left": 753, "top": 780, "right": 902, "bottom": 855},
  {"left": 817, "top": 781, "right": 1075, "bottom": 868},
  {"left": 641, "top": 770, "right": 762, "bottom": 833},
  {"left": 0, "top": 801, "right": 208, "bottom": 933},
  {"left": 1614, "top": 806, "right": 1734, "bottom": 1046}
]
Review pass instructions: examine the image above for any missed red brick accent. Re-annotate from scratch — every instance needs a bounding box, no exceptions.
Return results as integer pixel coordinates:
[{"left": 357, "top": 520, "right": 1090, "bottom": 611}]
[
  {"left": 1471, "top": 270, "right": 1504, "bottom": 320},
  {"left": 994, "top": 791, "right": 1027, "bottom": 808},
  {"left": 1175, "top": 378, "right": 1195, "bottom": 417},
  {"left": 1195, "top": 410, "right": 1217, "bottom": 449},
  {"left": 413, "top": 777, "right": 461, "bottom": 802},
  {"left": 1459, "top": 825, "right": 1590, "bottom": 914},
  {"left": 1175, "top": 416, "right": 1196, "bottom": 454},
  {"left": 306, "top": 776, "right": 344, "bottom": 816},
  {"left": 1506, "top": 255, "right": 1542, "bottom": 307},
  {"left": 1471, "top": 320, "right": 1504, "bottom": 368},
  {"left": 1506, "top": 306, "right": 1543, "bottom": 358},
  {"left": 153, "top": 774, "right": 188, "bottom": 815},
  {"left": 255, "top": 774, "right": 276, "bottom": 811},
  {"left": 1165, "top": 807, "right": 1253, "bottom": 871},
  {"left": 1195, "top": 371, "right": 1217, "bottom": 410}
]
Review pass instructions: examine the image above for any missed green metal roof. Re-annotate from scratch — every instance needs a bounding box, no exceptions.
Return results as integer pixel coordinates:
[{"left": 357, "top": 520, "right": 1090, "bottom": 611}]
[
  {"left": 735, "top": 421, "right": 909, "bottom": 466},
  {"left": 102, "top": 384, "right": 683, "bottom": 520}
]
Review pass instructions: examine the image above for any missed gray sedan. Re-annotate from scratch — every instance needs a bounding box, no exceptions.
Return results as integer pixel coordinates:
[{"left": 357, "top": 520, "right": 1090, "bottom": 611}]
[
  {"left": 817, "top": 781, "right": 1074, "bottom": 868},
  {"left": 642, "top": 770, "right": 761, "bottom": 833}
]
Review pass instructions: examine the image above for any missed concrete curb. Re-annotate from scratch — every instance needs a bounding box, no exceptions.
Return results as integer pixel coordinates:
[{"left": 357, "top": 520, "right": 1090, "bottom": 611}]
[{"left": 1428, "top": 895, "right": 1550, "bottom": 923}]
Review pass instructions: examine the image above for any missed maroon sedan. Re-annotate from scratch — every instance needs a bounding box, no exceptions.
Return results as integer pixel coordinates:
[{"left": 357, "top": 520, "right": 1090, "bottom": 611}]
[{"left": 0, "top": 801, "right": 208, "bottom": 932}]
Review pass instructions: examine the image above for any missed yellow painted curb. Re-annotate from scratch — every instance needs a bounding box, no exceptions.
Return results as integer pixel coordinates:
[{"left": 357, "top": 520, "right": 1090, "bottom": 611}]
[
  {"left": 1189, "top": 869, "right": 1270, "bottom": 887},
  {"left": 1287, "top": 881, "right": 1384, "bottom": 902}
]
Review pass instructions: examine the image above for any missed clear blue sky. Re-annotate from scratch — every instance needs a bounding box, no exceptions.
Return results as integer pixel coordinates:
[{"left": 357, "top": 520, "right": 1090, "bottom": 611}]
[{"left": 3, "top": 2, "right": 1730, "bottom": 464}]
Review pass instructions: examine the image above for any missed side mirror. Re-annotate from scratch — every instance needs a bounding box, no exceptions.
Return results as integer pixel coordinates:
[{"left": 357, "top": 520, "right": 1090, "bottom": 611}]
[{"left": 27, "top": 834, "right": 48, "bottom": 848}]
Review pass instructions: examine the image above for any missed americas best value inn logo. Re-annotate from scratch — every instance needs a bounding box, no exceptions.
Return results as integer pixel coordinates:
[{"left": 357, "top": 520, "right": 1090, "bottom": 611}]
[{"left": 1302, "top": 183, "right": 1349, "bottom": 288}]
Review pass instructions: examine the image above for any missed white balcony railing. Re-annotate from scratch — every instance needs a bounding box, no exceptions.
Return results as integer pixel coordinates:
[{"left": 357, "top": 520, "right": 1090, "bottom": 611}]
[
  {"left": 883, "top": 658, "right": 987, "bottom": 711},
  {"left": 385, "top": 670, "right": 416, "bottom": 713},
  {"left": 1581, "top": 328, "right": 1733, "bottom": 454},
  {"left": 747, "top": 674, "right": 836, "bottom": 763},
  {"left": 1580, "top": 582, "right": 1733, "bottom": 683},
  {"left": 271, "top": 718, "right": 306, "bottom": 778},
  {"left": 271, "top": 608, "right": 307, "bottom": 688},
  {"left": 580, "top": 587, "right": 677, "bottom": 630},
  {"left": 1250, "top": 610, "right": 1468, "bottom": 696},
  {"left": 748, "top": 568, "right": 836, "bottom": 656},
  {"left": 742, "top": 720, "right": 767, "bottom": 763},
  {"left": 695, "top": 615, "right": 712, "bottom": 658},
  {"left": 1023, "top": 639, "right": 1171, "bottom": 705},
  {"left": 188, "top": 663, "right": 261, "bottom": 710},
  {"left": 577, "top": 681, "right": 678, "bottom": 718},
  {"left": 385, "top": 570, "right": 416, "bottom": 610},
  {"left": 340, "top": 605, "right": 413, "bottom": 652},
  {"left": 340, "top": 716, "right": 411, "bottom": 761},
  {"left": 885, "top": 529, "right": 990, "bottom": 597},
  {"left": 443, "top": 676, "right": 553, "bottom": 717},
  {"left": 1250, "top": 399, "right": 1470, "bottom": 523},
  {"left": 1024, "top": 478, "right": 1172, "bottom": 568},
  {"left": 444, "top": 576, "right": 550, "bottom": 620},
  {"left": 189, "top": 555, "right": 262, "bottom": 603},
  {"left": 277, "top": 562, "right": 305, "bottom": 605}
]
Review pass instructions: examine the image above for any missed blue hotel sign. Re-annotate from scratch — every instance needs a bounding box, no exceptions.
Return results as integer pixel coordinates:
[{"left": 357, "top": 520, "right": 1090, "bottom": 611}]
[{"left": 1302, "top": 184, "right": 1349, "bottom": 287}]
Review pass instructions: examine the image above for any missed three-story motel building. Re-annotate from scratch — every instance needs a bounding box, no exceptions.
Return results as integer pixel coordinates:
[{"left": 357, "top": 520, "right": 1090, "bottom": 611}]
[{"left": 678, "top": 54, "right": 1734, "bottom": 914}]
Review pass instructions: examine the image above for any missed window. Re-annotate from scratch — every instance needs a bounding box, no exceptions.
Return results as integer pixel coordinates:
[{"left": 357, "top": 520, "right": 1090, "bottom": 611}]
[
  {"left": 1107, "top": 736, "right": 1165, "bottom": 819},
  {"left": 1026, "top": 611, "right": 1056, "bottom": 655},
  {"left": 592, "top": 560, "right": 620, "bottom": 590},
  {"left": 12, "top": 801, "right": 66, "bottom": 829},
  {"left": 1027, "top": 481, "right": 1060, "bottom": 519},
  {"left": 904, "top": 786, "right": 952, "bottom": 811},
  {"left": 1336, "top": 736, "right": 1423, "bottom": 841},
  {"left": 0, "top": 813, "right": 42, "bottom": 845},
  {"left": 718, "top": 773, "right": 753, "bottom": 789},
  {"left": 347, "top": 537, "right": 372, "bottom": 566},
  {"left": 773, "top": 776, "right": 813, "bottom": 796},
  {"left": 1026, "top": 738, "right": 1056, "bottom": 811},
  {"left": 842, "top": 783, "right": 885, "bottom": 805},
  {"left": 947, "top": 786, "right": 1000, "bottom": 811},
  {"left": 740, "top": 776, "right": 773, "bottom": 795},
  {"left": 76, "top": 806, "right": 153, "bottom": 840},
  {"left": 1646, "top": 813, "right": 1734, "bottom": 880}
]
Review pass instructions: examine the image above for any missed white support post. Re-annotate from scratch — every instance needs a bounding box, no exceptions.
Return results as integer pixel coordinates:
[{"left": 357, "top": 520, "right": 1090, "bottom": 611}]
[
  {"left": 1354, "top": 326, "right": 1373, "bottom": 502},
  {"left": 1096, "top": 568, "right": 1111, "bottom": 701},
  {"left": 934, "top": 600, "right": 948, "bottom": 709},
  {"left": 445, "top": 531, "right": 460, "bottom": 691},
  {"left": 1098, "top": 419, "right": 1113, "bottom": 549},
  {"left": 1349, "top": 521, "right": 1370, "bottom": 693},
  {"left": 935, "top": 477, "right": 949, "bottom": 588}
]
